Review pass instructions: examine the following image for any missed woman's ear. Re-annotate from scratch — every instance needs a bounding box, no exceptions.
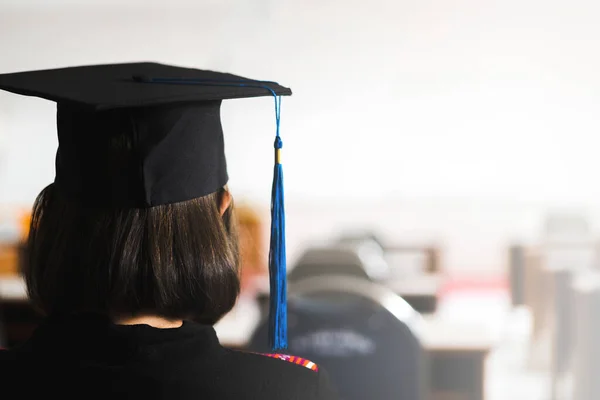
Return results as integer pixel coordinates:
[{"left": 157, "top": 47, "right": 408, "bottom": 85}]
[{"left": 219, "top": 189, "right": 233, "bottom": 216}]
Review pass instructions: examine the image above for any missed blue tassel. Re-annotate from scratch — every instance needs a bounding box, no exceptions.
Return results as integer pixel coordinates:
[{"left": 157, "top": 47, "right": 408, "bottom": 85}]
[
  {"left": 268, "top": 96, "right": 287, "bottom": 351},
  {"left": 132, "top": 75, "right": 288, "bottom": 350}
]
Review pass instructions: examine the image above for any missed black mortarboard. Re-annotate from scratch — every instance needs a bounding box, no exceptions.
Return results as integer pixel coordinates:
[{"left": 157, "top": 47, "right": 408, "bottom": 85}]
[
  {"left": 0, "top": 62, "right": 291, "bottom": 206},
  {"left": 0, "top": 62, "right": 291, "bottom": 350}
]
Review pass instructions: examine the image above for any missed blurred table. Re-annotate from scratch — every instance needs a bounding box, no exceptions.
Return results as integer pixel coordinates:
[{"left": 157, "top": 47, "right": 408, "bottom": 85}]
[
  {"left": 421, "top": 315, "right": 497, "bottom": 400},
  {"left": 0, "top": 276, "right": 39, "bottom": 347},
  {"left": 0, "top": 276, "right": 26, "bottom": 300}
]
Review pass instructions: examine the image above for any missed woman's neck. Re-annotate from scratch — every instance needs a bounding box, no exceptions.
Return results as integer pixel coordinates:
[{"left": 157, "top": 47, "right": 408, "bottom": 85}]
[{"left": 114, "top": 315, "right": 183, "bottom": 329}]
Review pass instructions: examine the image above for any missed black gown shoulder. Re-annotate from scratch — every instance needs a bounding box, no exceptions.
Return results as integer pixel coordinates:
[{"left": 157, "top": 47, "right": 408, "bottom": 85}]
[
  {"left": 0, "top": 314, "right": 338, "bottom": 400},
  {"left": 222, "top": 349, "right": 337, "bottom": 399}
]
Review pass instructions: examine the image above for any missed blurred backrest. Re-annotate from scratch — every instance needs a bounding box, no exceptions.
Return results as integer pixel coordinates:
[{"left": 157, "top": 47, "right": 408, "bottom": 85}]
[
  {"left": 336, "top": 231, "right": 386, "bottom": 250},
  {"left": 571, "top": 271, "right": 600, "bottom": 400},
  {"left": 508, "top": 244, "right": 526, "bottom": 306},
  {"left": 248, "top": 275, "right": 428, "bottom": 400},
  {"left": 336, "top": 235, "right": 391, "bottom": 280},
  {"left": 542, "top": 212, "right": 591, "bottom": 244},
  {"left": 288, "top": 246, "right": 372, "bottom": 282},
  {"left": 336, "top": 232, "right": 441, "bottom": 275}
]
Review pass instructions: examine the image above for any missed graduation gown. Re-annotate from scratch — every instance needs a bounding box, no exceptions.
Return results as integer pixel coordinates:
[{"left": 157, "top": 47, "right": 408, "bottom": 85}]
[{"left": 0, "top": 313, "right": 338, "bottom": 400}]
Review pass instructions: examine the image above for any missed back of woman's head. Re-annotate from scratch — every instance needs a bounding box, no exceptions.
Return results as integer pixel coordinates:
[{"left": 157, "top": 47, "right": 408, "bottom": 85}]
[{"left": 23, "top": 126, "right": 240, "bottom": 325}]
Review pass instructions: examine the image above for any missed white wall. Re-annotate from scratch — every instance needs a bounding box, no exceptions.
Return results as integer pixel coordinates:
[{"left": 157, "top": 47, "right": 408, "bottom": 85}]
[{"left": 2, "top": 0, "right": 600, "bottom": 272}]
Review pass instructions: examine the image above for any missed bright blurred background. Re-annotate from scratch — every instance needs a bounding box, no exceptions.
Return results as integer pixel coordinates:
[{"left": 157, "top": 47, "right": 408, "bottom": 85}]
[{"left": 3, "top": 1, "right": 600, "bottom": 400}]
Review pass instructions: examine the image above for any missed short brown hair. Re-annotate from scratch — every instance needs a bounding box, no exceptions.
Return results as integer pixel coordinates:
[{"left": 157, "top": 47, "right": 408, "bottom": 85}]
[{"left": 23, "top": 182, "right": 240, "bottom": 325}]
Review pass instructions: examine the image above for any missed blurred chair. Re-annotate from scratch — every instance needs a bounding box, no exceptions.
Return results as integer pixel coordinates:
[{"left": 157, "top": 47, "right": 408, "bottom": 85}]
[
  {"left": 248, "top": 275, "right": 428, "bottom": 400},
  {"left": 523, "top": 245, "right": 550, "bottom": 370},
  {"left": 571, "top": 271, "right": 600, "bottom": 400},
  {"left": 257, "top": 244, "right": 385, "bottom": 320},
  {"left": 542, "top": 212, "right": 591, "bottom": 245},
  {"left": 530, "top": 227, "right": 598, "bottom": 400},
  {"left": 336, "top": 232, "right": 442, "bottom": 314},
  {"left": 545, "top": 263, "right": 577, "bottom": 400},
  {"left": 336, "top": 231, "right": 386, "bottom": 249},
  {"left": 527, "top": 213, "right": 597, "bottom": 374},
  {"left": 337, "top": 232, "right": 441, "bottom": 275},
  {"left": 508, "top": 244, "right": 526, "bottom": 307},
  {"left": 287, "top": 245, "right": 375, "bottom": 283},
  {"left": 286, "top": 242, "right": 440, "bottom": 314}
]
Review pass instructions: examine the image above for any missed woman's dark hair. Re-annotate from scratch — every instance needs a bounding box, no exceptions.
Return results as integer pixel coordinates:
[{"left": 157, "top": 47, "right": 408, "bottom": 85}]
[
  {"left": 24, "top": 185, "right": 240, "bottom": 325},
  {"left": 23, "top": 125, "right": 240, "bottom": 325}
]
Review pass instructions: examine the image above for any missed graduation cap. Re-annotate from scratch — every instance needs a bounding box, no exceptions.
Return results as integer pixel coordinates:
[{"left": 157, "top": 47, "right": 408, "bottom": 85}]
[{"left": 0, "top": 62, "right": 291, "bottom": 351}]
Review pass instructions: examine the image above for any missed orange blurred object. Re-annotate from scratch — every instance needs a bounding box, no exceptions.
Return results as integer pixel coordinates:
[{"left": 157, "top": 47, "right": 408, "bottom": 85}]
[
  {"left": 20, "top": 211, "right": 31, "bottom": 242},
  {"left": 0, "top": 210, "right": 31, "bottom": 276},
  {"left": 236, "top": 203, "right": 267, "bottom": 295},
  {"left": 0, "top": 245, "right": 19, "bottom": 276}
]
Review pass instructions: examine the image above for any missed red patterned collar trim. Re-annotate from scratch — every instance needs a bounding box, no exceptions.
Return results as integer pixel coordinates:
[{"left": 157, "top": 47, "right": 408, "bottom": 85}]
[{"left": 260, "top": 353, "right": 318, "bottom": 371}]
